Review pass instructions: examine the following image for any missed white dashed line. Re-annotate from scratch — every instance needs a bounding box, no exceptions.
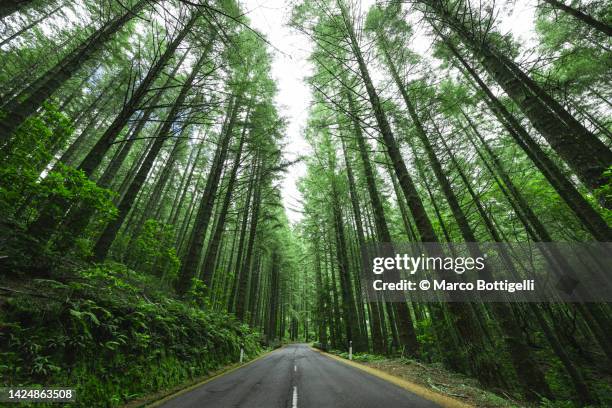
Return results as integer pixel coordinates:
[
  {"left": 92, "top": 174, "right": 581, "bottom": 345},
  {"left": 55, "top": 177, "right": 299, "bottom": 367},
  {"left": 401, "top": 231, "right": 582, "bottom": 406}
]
[
  {"left": 292, "top": 386, "right": 298, "bottom": 408},
  {"left": 294, "top": 364, "right": 297, "bottom": 372}
]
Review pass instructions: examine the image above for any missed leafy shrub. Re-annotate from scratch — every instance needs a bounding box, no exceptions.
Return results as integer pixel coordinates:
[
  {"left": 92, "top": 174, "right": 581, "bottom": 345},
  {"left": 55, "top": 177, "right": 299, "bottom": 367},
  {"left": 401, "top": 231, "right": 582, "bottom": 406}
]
[
  {"left": 0, "top": 263, "right": 262, "bottom": 407},
  {"left": 130, "top": 219, "right": 180, "bottom": 283}
]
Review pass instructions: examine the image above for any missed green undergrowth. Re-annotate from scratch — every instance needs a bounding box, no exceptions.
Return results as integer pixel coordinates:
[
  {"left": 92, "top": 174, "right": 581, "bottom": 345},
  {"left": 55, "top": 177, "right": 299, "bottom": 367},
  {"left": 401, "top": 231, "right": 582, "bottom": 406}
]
[
  {"left": 324, "top": 349, "right": 524, "bottom": 407},
  {"left": 0, "top": 262, "right": 263, "bottom": 407},
  {"left": 323, "top": 349, "right": 610, "bottom": 408}
]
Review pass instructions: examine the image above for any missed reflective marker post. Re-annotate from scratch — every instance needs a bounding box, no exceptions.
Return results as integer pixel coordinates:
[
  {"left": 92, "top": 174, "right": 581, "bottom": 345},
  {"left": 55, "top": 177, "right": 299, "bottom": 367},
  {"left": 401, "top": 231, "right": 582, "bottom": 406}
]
[
  {"left": 349, "top": 341, "right": 353, "bottom": 361},
  {"left": 240, "top": 343, "right": 244, "bottom": 363}
]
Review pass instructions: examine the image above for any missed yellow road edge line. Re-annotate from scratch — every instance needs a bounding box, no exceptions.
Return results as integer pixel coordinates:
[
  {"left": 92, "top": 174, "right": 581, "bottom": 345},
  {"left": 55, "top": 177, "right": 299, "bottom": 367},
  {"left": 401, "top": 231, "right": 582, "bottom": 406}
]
[
  {"left": 145, "top": 347, "right": 282, "bottom": 408},
  {"left": 311, "top": 347, "right": 473, "bottom": 408}
]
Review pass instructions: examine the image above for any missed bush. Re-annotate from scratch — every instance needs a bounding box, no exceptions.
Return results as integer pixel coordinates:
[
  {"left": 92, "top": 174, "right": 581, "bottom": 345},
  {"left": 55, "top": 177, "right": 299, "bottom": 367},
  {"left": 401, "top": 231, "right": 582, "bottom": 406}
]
[{"left": 0, "top": 263, "right": 262, "bottom": 407}]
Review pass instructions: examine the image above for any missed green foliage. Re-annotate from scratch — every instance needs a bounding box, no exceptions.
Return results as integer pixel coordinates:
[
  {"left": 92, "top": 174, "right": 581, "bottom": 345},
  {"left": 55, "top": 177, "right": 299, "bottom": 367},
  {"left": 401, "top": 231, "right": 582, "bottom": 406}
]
[
  {"left": 130, "top": 219, "right": 180, "bottom": 283},
  {"left": 0, "top": 104, "right": 115, "bottom": 231},
  {"left": 414, "top": 319, "right": 437, "bottom": 361},
  {"left": 186, "top": 278, "right": 209, "bottom": 308},
  {"left": 594, "top": 167, "right": 612, "bottom": 220},
  {"left": 1, "top": 103, "right": 73, "bottom": 168},
  {"left": 0, "top": 263, "right": 262, "bottom": 407}
]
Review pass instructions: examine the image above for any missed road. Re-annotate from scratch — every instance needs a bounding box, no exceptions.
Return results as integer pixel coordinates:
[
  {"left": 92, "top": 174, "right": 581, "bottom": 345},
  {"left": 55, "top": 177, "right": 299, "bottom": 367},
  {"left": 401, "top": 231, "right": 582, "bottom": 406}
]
[{"left": 158, "top": 343, "right": 441, "bottom": 408}]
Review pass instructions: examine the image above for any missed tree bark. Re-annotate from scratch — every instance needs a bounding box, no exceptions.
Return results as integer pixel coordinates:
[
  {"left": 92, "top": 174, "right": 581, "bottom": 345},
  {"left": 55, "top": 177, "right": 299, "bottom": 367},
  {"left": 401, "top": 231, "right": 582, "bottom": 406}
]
[
  {"left": 542, "top": 0, "right": 612, "bottom": 36},
  {"left": 0, "top": 0, "right": 151, "bottom": 139},
  {"left": 92, "top": 50, "right": 208, "bottom": 261},
  {"left": 425, "top": 10, "right": 612, "bottom": 193},
  {"left": 340, "top": 136, "right": 384, "bottom": 354},
  {"left": 446, "top": 41, "right": 611, "bottom": 241},
  {"left": 176, "top": 95, "right": 240, "bottom": 295},
  {"left": 235, "top": 155, "right": 263, "bottom": 321},
  {"left": 200, "top": 108, "right": 250, "bottom": 290}
]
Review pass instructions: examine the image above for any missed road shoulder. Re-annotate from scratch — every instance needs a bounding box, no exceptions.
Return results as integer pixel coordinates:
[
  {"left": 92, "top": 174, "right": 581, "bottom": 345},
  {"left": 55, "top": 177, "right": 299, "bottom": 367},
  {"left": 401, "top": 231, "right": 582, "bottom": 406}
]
[{"left": 311, "top": 347, "right": 473, "bottom": 408}]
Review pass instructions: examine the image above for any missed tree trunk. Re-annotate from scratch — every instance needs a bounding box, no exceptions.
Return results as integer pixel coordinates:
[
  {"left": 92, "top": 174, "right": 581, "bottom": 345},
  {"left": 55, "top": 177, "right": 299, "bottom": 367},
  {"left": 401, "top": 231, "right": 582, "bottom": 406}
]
[
  {"left": 314, "top": 237, "right": 328, "bottom": 347},
  {"left": 266, "top": 251, "right": 280, "bottom": 343},
  {"left": 403, "top": 97, "right": 551, "bottom": 398},
  {"left": 200, "top": 109, "right": 250, "bottom": 289},
  {"left": 228, "top": 163, "right": 255, "bottom": 312},
  {"left": 440, "top": 127, "right": 594, "bottom": 404},
  {"left": 338, "top": 0, "right": 500, "bottom": 385},
  {"left": 78, "top": 14, "right": 198, "bottom": 177},
  {"left": 542, "top": 0, "right": 612, "bottom": 36},
  {"left": 446, "top": 41, "right": 611, "bottom": 241},
  {"left": 235, "top": 155, "right": 263, "bottom": 321},
  {"left": 97, "top": 51, "right": 188, "bottom": 188},
  {"left": 426, "top": 12, "right": 612, "bottom": 193},
  {"left": 92, "top": 51, "right": 208, "bottom": 261},
  {"left": 341, "top": 137, "right": 384, "bottom": 353},
  {"left": 327, "top": 137, "right": 366, "bottom": 351},
  {"left": 0, "top": 4, "right": 62, "bottom": 47},
  {"left": 26, "top": 14, "right": 198, "bottom": 242},
  {"left": 343, "top": 87, "right": 418, "bottom": 356},
  {"left": 0, "top": 0, "right": 151, "bottom": 139},
  {"left": 176, "top": 96, "right": 240, "bottom": 295}
]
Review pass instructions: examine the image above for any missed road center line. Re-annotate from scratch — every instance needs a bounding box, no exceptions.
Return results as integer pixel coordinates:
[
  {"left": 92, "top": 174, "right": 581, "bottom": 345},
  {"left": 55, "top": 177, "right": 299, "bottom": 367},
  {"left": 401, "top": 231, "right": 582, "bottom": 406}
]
[
  {"left": 292, "top": 386, "right": 298, "bottom": 408},
  {"left": 294, "top": 364, "right": 297, "bottom": 372}
]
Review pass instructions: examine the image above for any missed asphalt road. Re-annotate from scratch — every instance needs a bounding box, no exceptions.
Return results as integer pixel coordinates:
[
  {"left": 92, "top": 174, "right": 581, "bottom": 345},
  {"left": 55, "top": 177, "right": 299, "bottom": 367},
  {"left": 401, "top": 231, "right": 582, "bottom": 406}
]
[{"left": 158, "top": 343, "right": 441, "bottom": 408}]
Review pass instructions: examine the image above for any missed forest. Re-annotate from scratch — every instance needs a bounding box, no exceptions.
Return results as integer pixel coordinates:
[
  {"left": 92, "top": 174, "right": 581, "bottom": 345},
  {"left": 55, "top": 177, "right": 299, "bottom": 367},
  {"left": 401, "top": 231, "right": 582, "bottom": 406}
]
[{"left": 0, "top": 0, "right": 611, "bottom": 407}]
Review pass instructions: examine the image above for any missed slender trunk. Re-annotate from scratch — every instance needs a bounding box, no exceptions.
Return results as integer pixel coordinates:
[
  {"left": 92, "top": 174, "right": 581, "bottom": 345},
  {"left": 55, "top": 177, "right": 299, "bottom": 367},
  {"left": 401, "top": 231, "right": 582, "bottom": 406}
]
[
  {"left": 200, "top": 110, "right": 250, "bottom": 289},
  {"left": 326, "top": 228, "right": 344, "bottom": 347},
  {"left": 0, "top": 5, "right": 62, "bottom": 47},
  {"left": 138, "top": 124, "right": 189, "bottom": 219},
  {"left": 407, "top": 105, "right": 551, "bottom": 399},
  {"left": 338, "top": 0, "right": 500, "bottom": 384},
  {"left": 169, "top": 137, "right": 205, "bottom": 226},
  {"left": 266, "top": 251, "right": 280, "bottom": 342},
  {"left": 328, "top": 149, "right": 365, "bottom": 351},
  {"left": 341, "top": 137, "right": 384, "bottom": 353},
  {"left": 228, "top": 165, "right": 255, "bottom": 312},
  {"left": 542, "top": 0, "right": 612, "bottom": 36},
  {"left": 176, "top": 95, "right": 240, "bottom": 295},
  {"left": 314, "top": 238, "right": 328, "bottom": 347},
  {"left": 428, "top": 16, "right": 612, "bottom": 193},
  {"left": 0, "top": 0, "right": 151, "bottom": 138},
  {"left": 52, "top": 79, "right": 117, "bottom": 168},
  {"left": 235, "top": 156, "right": 263, "bottom": 321},
  {"left": 440, "top": 130, "right": 594, "bottom": 404},
  {"left": 446, "top": 41, "right": 611, "bottom": 240},
  {"left": 248, "top": 252, "right": 262, "bottom": 322},
  {"left": 78, "top": 14, "right": 197, "bottom": 177},
  {"left": 97, "top": 50, "right": 188, "bottom": 188},
  {"left": 462, "top": 117, "right": 612, "bottom": 363},
  {"left": 92, "top": 51, "right": 207, "bottom": 261},
  {"left": 26, "top": 15, "right": 197, "bottom": 241},
  {"left": 343, "top": 88, "right": 418, "bottom": 356}
]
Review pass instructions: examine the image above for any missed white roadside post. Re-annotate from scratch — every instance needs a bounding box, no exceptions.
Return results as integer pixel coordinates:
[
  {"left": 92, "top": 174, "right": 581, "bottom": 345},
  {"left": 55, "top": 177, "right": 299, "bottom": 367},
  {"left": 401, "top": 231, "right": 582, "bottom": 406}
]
[
  {"left": 240, "top": 343, "right": 244, "bottom": 363},
  {"left": 349, "top": 340, "right": 353, "bottom": 361}
]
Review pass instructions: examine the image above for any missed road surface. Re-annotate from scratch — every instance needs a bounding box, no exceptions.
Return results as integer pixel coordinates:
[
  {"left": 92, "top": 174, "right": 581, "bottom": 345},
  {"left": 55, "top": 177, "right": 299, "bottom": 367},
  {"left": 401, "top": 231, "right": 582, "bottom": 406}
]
[{"left": 158, "top": 343, "right": 441, "bottom": 408}]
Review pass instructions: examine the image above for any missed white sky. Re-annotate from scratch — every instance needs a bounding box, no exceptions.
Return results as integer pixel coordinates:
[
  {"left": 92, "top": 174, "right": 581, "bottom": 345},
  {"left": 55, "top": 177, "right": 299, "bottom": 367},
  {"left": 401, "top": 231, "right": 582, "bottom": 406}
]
[
  {"left": 240, "top": 0, "right": 537, "bottom": 225},
  {"left": 240, "top": 0, "right": 315, "bottom": 225}
]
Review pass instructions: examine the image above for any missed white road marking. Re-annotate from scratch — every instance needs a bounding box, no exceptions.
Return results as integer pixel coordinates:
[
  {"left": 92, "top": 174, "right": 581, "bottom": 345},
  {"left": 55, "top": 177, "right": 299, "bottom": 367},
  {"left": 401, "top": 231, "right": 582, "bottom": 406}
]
[
  {"left": 292, "top": 386, "right": 298, "bottom": 408},
  {"left": 294, "top": 364, "right": 297, "bottom": 372}
]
